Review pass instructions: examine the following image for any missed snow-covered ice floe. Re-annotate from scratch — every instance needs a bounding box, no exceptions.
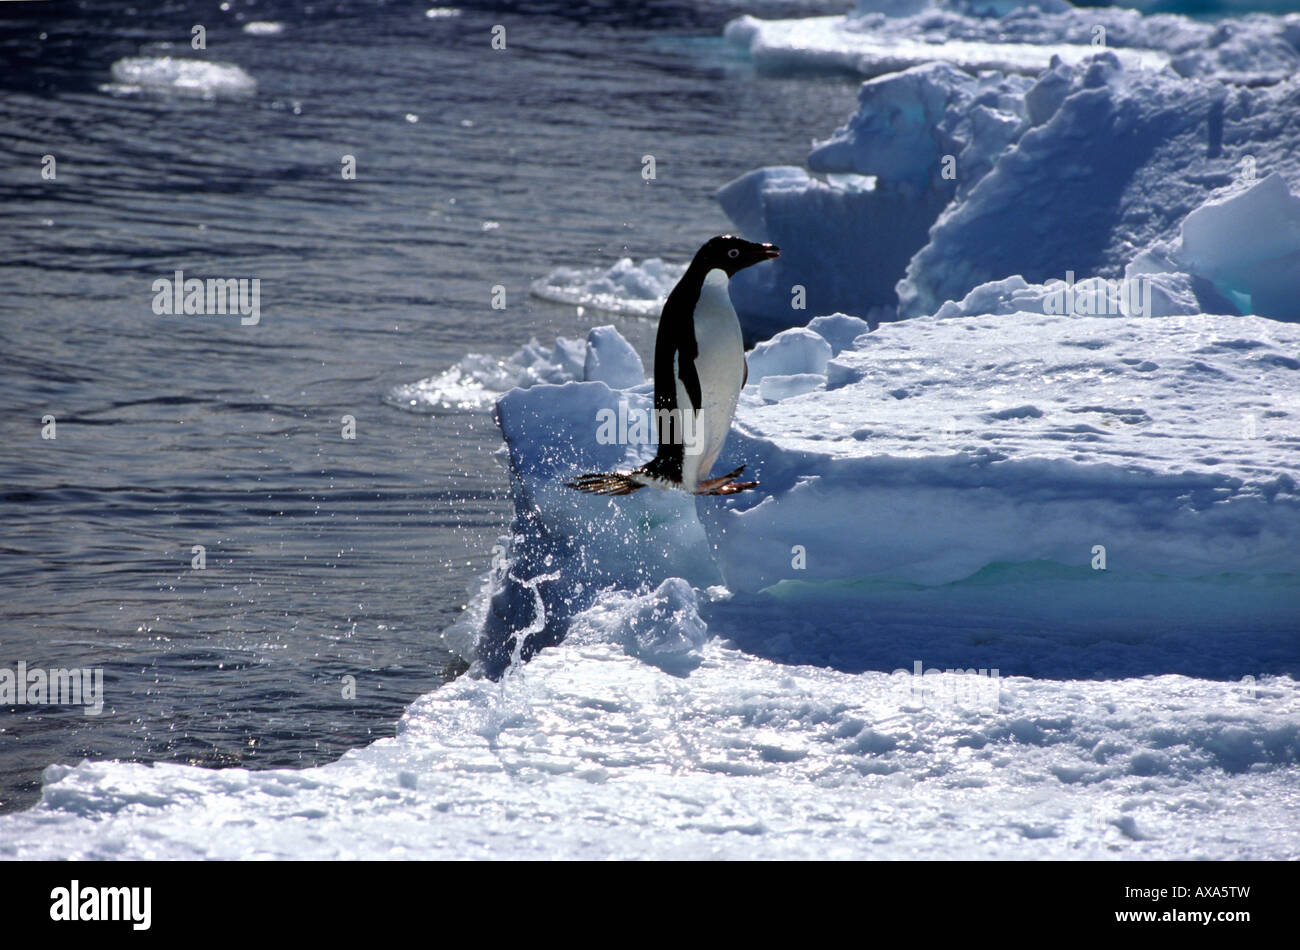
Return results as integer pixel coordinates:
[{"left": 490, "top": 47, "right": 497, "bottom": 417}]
[
  {"left": 726, "top": 11, "right": 1170, "bottom": 78},
  {"left": 465, "top": 312, "right": 1298, "bottom": 858},
  {"left": 104, "top": 57, "right": 257, "bottom": 99},
  {"left": 729, "top": 1, "right": 1300, "bottom": 84},
  {"left": 481, "top": 315, "right": 1299, "bottom": 663},
  {"left": 530, "top": 257, "right": 686, "bottom": 318},
  {"left": 8, "top": 314, "right": 1297, "bottom": 859},
  {"left": 384, "top": 324, "right": 644, "bottom": 413}
]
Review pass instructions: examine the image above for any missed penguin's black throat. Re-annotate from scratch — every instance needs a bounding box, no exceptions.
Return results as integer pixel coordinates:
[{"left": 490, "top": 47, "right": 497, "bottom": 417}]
[{"left": 692, "top": 234, "right": 780, "bottom": 277}]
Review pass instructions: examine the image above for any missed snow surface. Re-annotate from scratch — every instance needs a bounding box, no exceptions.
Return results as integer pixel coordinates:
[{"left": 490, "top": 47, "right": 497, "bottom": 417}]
[
  {"left": 2, "top": 625, "right": 1296, "bottom": 859},
  {"left": 484, "top": 314, "right": 1300, "bottom": 603}
]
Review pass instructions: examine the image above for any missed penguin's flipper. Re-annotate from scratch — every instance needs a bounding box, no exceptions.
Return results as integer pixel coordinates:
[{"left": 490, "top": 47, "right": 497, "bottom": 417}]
[
  {"left": 564, "top": 472, "right": 646, "bottom": 496},
  {"left": 677, "top": 348, "right": 703, "bottom": 414}
]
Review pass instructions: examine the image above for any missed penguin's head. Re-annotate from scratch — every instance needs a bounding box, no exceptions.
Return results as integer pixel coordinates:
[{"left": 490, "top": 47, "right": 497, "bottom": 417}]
[{"left": 696, "top": 234, "right": 780, "bottom": 276}]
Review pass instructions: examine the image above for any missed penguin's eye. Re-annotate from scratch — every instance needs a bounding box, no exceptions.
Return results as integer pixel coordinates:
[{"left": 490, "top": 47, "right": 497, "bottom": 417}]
[{"left": 727, "top": 249, "right": 739, "bottom": 259}]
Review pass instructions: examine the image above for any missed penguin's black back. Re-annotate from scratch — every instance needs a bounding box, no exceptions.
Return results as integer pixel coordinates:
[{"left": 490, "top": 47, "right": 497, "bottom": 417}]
[{"left": 641, "top": 263, "right": 707, "bottom": 484}]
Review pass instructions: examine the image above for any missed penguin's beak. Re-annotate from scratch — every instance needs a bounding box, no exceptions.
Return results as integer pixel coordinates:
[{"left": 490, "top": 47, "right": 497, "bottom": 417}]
[{"left": 733, "top": 240, "right": 780, "bottom": 272}]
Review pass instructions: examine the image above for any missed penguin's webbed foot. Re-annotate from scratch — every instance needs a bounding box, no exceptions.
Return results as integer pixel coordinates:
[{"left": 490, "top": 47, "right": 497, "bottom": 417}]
[
  {"left": 699, "top": 479, "right": 757, "bottom": 495},
  {"left": 564, "top": 472, "right": 646, "bottom": 496},
  {"left": 694, "top": 466, "right": 757, "bottom": 495}
]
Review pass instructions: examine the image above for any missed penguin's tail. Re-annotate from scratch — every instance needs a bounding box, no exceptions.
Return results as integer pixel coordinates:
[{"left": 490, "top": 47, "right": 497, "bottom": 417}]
[{"left": 563, "top": 471, "right": 647, "bottom": 496}]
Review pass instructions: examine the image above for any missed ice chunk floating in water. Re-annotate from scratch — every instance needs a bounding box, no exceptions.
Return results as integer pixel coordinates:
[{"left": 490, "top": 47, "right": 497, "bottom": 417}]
[
  {"left": 384, "top": 325, "right": 643, "bottom": 413},
  {"left": 724, "top": 12, "right": 1171, "bottom": 79},
  {"left": 106, "top": 57, "right": 257, "bottom": 98},
  {"left": 531, "top": 257, "right": 686, "bottom": 317}
]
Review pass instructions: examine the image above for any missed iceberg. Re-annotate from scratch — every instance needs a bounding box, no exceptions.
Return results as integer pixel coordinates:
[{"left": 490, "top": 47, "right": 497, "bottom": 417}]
[
  {"left": 718, "top": 21, "right": 1300, "bottom": 334},
  {"left": 897, "top": 56, "right": 1300, "bottom": 320},
  {"left": 718, "top": 63, "right": 1035, "bottom": 333}
]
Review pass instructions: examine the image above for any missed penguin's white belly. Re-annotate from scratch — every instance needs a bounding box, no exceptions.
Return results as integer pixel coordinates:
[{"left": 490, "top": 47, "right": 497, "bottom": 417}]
[{"left": 677, "top": 269, "right": 744, "bottom": 491}]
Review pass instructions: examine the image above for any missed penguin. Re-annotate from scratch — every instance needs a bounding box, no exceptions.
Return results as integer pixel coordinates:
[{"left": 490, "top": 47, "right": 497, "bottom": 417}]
[{"left": 566, "top": 235, "right": 779, "bottom": 496}]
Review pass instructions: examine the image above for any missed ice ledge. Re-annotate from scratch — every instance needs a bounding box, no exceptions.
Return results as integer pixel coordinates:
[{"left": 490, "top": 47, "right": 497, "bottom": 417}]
[{"left": 483, "top": 311, "right": 1299, "bottom": 648}]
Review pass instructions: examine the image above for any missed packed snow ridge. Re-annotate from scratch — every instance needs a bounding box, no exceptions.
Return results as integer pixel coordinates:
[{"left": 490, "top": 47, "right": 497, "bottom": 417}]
[{"left": 717, "top": 1, "right": 1300, "bottom": 335}]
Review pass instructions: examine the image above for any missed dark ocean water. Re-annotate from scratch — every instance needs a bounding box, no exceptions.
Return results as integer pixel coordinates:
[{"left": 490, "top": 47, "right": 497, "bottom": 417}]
[{"left": 0, "top": 0, "right": 861, "bottom": 811}]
